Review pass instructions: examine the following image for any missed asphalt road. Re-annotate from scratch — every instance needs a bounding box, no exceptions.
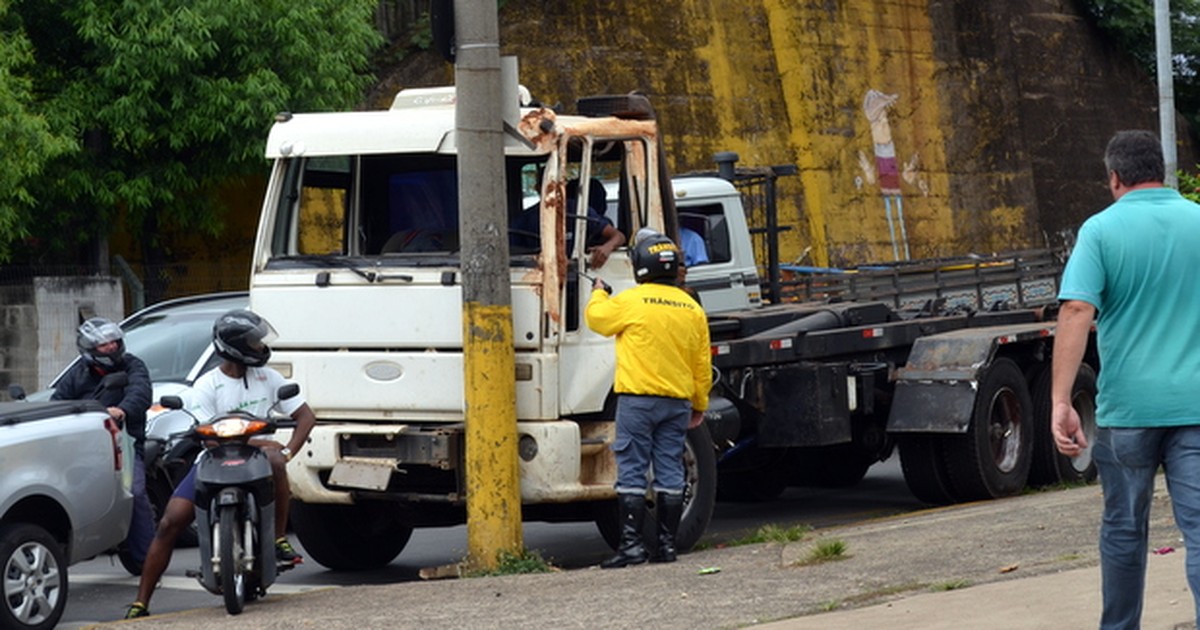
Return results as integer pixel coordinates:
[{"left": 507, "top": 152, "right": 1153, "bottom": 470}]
[{"left": 59, "top": 457, "right": 921, "bottom": 628}]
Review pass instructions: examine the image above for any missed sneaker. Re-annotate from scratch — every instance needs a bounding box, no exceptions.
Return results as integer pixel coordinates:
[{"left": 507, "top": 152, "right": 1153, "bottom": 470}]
[
  {"left": 124, "top": 602, "right": 149, "bottom": 619},
  {"left": 275, "top": 537, "right": 303, "bottom": 564}
]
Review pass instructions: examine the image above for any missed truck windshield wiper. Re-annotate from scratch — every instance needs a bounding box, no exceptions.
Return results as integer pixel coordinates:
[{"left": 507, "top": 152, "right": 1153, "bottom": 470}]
[
  {"left": 270, "top": 255, "right": 414, "bottom": 284},
  {"left": 346, "top": 264, "right": 414, "bottom": 283}
]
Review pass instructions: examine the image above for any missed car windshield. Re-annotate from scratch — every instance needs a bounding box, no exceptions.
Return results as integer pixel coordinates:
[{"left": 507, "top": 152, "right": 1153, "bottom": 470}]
[{"left": 122, "top": 313, "right": 216, "bottom": 383}]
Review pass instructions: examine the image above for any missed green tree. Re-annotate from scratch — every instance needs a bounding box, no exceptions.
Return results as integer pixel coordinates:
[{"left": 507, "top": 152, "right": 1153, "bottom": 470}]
[
  {"left": 0, "top": 0, "right": 74, "bottom": 261},
  {"left": 5, "top": 0, "right": 382, "bottom": 274},
  {"left": 1075, "top": 0, "right": 1200, "bottom": 130}
]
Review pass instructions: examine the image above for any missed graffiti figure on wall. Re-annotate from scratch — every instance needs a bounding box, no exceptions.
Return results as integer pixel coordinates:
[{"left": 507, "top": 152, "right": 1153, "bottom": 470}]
[{"left": 857, "top": 89, "right": 915, "bottom": 261}]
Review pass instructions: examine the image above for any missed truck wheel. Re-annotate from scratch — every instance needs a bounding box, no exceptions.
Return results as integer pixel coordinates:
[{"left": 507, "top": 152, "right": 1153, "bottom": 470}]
[
  {"left": 672, "top": 422, "right": 718, "bottom": 550},
  {"left": 290, "top": 500, "right": 413, "bottom": 570},
  {"left": 1029, "top": 363, "right": 1098, "bottom": 486},
  {"left": 944, "top": 358, "right": 1034, "bottom": 501},
  {"left": 0, "top": 523, "right": 67, "bottom": 630},
  {"left": 594, "top": 423, "right": 718, "bottom": 553},
  {"left": 898, "top": 434, "right": 957, "bottom": 505}
]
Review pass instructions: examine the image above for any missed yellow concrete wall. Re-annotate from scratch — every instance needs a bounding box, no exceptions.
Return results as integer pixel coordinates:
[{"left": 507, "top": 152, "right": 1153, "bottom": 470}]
[
  {"left": 498, "top": 0, "right": 1178, "bottom": 267},
  {"left": 503, "top": 1, "right": 966, "bottom": 266}
]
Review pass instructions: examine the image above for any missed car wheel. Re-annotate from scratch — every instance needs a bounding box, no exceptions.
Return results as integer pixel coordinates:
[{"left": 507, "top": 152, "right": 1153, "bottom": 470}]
[{"left": 0, "top": 523, "right": 68, "bottom": 630}]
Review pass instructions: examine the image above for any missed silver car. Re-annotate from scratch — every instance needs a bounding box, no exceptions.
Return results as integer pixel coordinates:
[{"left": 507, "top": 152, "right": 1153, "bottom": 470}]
[{"left": 1, "top": 399, "right": 133, "bottom": 630}]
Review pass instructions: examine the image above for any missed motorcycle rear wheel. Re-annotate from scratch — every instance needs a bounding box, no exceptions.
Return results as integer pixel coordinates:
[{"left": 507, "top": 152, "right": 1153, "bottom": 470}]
[{"left": 218, "top": 505, "right": 245, "bottom": 615}]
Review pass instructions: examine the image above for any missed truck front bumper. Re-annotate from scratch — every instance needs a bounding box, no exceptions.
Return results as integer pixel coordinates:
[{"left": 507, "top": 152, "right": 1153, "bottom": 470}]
[{"left": 276, "top": 420, "right": 617, "bottom": 505}]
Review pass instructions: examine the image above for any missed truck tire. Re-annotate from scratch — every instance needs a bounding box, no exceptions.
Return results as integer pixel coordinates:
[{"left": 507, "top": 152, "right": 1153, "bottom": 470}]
[
  {"left": 676, "top": 423, "right": 717, "bottom": 552},
  {"left": 898, "top": 434, "right": 957, "bottom": 505},
  {"left": 290, "top": 500, "right": 413, "bottom": 571},
  {"left": 595, "top": 423, "right": 718, "bottom": 553},
  {"left": 1029, "top": 363, "right": 1098, "bottom": 486},
  {"left": 943, "top": 358, "right": 1034, "bottom": 501},
  {"left": 0, "top": 523, "right": 67, "bottom": 630}
]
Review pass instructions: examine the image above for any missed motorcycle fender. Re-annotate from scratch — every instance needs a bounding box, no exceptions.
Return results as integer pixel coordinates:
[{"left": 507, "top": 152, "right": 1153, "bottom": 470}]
[{"left": 218, "top": 487, "right": 244, "bottom": 506}]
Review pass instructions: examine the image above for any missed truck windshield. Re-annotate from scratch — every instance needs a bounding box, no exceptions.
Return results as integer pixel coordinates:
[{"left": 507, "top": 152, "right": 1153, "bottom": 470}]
[{"left": 268, "top": 153, "right": 543, "bottom": 262}]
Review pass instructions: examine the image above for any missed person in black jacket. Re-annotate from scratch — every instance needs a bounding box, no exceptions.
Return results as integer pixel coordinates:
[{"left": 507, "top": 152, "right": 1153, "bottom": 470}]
[{"left": 52, "top": 317, "right": 155, "bottom": 573}]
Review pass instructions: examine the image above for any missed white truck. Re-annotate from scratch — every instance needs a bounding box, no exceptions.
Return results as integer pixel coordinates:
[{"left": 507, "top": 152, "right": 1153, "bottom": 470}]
[{"left": 251, "top": 85, "right": 1092, "bottom": 570}]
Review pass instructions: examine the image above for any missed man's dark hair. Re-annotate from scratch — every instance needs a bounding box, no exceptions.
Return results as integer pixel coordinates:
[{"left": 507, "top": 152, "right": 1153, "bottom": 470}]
[{"left": 1104, "top": 130, "right": 1165, "bottom": 186}]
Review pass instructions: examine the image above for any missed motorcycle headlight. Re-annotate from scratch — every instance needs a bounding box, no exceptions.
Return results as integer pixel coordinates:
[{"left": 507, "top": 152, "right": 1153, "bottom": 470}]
[{"left": 197, "top": 418, "right": 269, "bottom": 438}]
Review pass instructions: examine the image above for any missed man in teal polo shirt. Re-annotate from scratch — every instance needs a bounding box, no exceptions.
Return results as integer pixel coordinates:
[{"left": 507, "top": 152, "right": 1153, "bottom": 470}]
[{"left": 1052, "top": 130, "right": 1200, "bottom": 630}]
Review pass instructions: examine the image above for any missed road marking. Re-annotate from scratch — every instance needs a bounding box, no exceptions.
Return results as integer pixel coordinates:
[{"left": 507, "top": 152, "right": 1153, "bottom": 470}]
[{"left": 70, "top": 573, "right": 338, "bottom": 595}]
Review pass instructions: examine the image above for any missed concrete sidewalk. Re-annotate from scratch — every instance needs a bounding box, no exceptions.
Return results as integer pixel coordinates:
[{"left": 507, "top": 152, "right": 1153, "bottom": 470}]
[
  {"left": 763, "top": 549, "right": 1194, "bottom": 630},
  {"left": 97, "top": 477, "right": 1197, "bottom": 630}
]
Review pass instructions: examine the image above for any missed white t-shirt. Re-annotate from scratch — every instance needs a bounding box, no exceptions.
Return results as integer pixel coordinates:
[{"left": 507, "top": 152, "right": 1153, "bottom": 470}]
[{"left": 184, "top": 366, "right": 304, "bottom": 421}]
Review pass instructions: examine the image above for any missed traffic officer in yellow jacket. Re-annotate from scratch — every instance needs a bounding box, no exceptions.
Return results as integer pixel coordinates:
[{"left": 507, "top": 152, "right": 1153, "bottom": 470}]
[{"left": 585, "top": 228, "right": 712, "bottom": 568}]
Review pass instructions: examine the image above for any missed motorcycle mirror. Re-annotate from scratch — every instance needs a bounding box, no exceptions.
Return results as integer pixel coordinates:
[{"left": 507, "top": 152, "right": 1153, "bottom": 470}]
[
  {"left": 160, "top": 395, "right": 184, "bottom": 410},
  {"left": 277, "top": 383, "right": 300, "bottom": 401},
  {"left": 100, "top": 371, "right": 128, "bottom": 390},
  {"left": 7, "top": 384, "right": 26, "bottom": 401}
]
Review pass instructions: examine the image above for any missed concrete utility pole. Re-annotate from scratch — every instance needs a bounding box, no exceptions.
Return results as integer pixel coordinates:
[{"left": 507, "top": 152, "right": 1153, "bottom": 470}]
[
  {"left": 1155, "top": 0, "right": 1178, "bottom": 187},
  {"left": 454, "top": 1, "right": 523, "bottom": 569}
]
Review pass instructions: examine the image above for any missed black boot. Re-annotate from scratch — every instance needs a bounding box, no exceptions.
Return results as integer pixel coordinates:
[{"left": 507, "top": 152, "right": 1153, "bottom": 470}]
[
  {"left": 651, "top": 492, "right": 683, "bottom": 563},
  {"left": 601, "top": 494, "right": 649, "bottom": 569}
]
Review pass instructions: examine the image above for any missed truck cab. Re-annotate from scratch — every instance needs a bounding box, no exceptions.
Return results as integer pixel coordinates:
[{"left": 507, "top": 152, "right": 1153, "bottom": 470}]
[
  {"left": 656, "top": 176, "right": 762, "bottom": 314},
  {"left": 251, "top": 88, "right": 718, "bottom": 569}
]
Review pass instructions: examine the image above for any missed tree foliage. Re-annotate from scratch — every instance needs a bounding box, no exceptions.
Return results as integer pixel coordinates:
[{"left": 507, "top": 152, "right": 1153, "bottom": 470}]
[
  {"left": 1075, "top": 0, "right": 1200, "bottom": 131},
  {"left": 2, "top": 0, "right": 383, "bottom": 263},
  {"left": 0, "top": 0, "right": 74, "bottom": 261}
]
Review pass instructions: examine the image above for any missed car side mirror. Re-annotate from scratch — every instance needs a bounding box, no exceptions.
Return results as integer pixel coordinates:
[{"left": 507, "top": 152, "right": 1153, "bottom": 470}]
[
  {"left": 7, "top": 384, "right": 26, "bottom": 401},
  {"left": 160, "top": 395, "right": 184, "bottom": 410}
]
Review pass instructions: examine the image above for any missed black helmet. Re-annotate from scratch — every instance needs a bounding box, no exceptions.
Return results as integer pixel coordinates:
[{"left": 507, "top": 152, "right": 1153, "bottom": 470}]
[
  {"left": 77, "top": 317, "right": 125, "bottom": 369},
  {"left": 213, "top": 309, "right": 277, "bottom": 367},
  {"left": 631, "top": 228, "right": 680, "bottom": 285}
]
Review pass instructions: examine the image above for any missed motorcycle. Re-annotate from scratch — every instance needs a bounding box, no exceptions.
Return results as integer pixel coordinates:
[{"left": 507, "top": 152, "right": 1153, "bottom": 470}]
[
  {"left": 160, "top": 382, "right": 299, "bottom": 614},
  {"left": 142, "top": 407, "right": 202, "bottom": 547}
]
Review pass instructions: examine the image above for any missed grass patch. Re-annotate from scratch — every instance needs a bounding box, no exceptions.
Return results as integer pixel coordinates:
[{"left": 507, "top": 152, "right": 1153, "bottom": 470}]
[
  {"left": 727, "top": 523, "right": 813, "bottom": 547},
  {"left": 465, "top": 549, "right": 555, "bottom": 577},
  {"left": 1056, "top": 552, "right": 1083, "bottom": 562},
  {"left": 812, "top": 538, "right": 847, "bottom": 560},
  {"left": 929, "top": 578, "right": 971, "bottom": 591},
  {"left": 818, "top": 600, "right": 842, "bottom": 612},
  {"left": 791, "top": 538, "right": 849, "bottom": 567}
]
